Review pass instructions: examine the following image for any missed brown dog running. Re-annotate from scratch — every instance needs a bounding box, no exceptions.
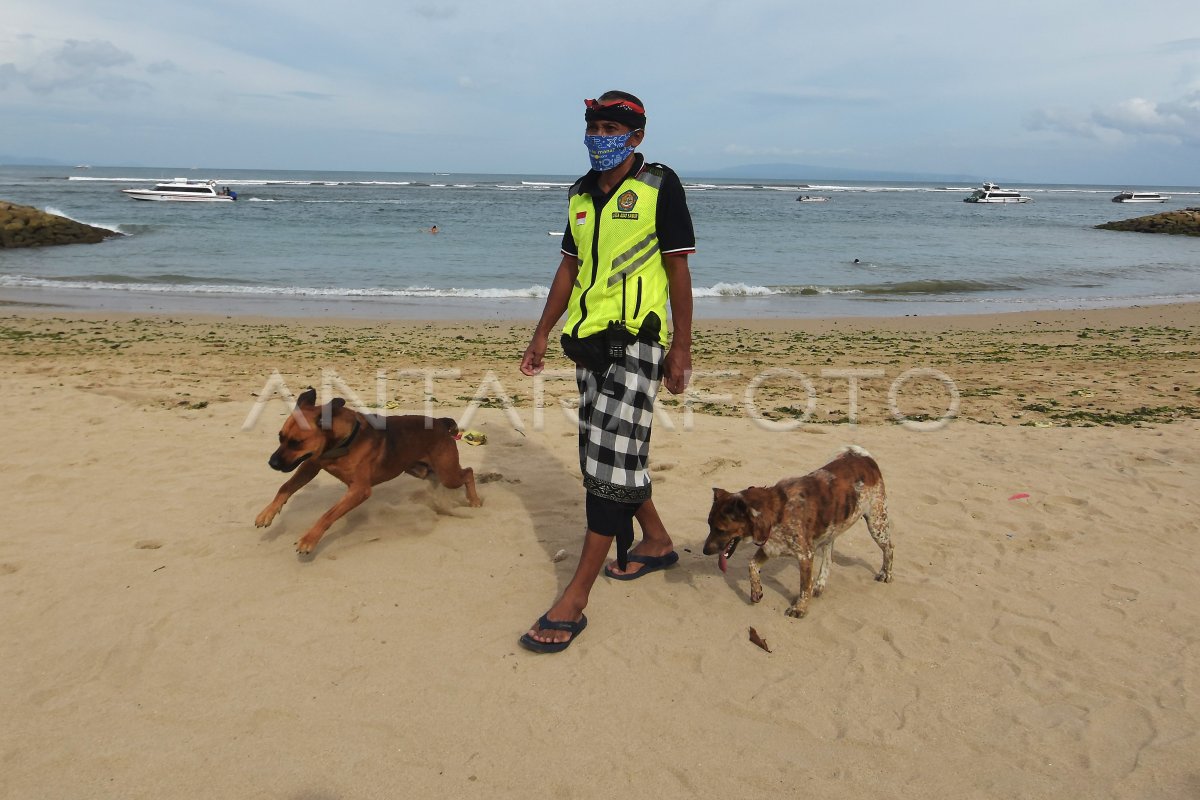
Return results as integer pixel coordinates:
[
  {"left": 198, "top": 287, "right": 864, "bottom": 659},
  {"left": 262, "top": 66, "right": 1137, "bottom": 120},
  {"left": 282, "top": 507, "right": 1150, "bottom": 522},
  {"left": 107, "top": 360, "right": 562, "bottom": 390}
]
[
  {"left": 703, "top": 446, "right": 892, "bottom": 618},
  {"left": 255, "top": 388, "right": 481, "bottom": 555}
]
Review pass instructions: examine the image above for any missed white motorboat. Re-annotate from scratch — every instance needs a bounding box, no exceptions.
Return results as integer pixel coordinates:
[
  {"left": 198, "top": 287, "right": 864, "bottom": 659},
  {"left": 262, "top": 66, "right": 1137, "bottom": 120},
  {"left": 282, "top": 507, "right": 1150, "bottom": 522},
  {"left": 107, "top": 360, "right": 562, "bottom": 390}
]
[
  {"left": 963, "top": 182, "right": 1031, "bottom": 204},
  {"left": 121, "top": 179, "right": 237, "bottom": 202},
  {"left": 796, "top": 195, "right": 829, "bottom": 203},
  {"left": 1111, "top": 191, "right": 1169, "bottom": 203}
]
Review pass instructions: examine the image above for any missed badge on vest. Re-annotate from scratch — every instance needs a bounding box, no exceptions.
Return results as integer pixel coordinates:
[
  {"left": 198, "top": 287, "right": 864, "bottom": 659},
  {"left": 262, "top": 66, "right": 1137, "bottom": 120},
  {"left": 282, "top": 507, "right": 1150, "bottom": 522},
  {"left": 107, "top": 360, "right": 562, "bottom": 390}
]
[{"left": 613, "top": 189, "right": 639, "bottom": 220}]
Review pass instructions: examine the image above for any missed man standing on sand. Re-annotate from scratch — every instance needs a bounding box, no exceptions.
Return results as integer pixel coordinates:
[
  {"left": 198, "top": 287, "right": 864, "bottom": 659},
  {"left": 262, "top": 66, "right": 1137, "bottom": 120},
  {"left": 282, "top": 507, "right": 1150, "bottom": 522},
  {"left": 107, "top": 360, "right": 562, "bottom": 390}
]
[{"left": 518, "top": 91, "right": 696, "bottom": 653}]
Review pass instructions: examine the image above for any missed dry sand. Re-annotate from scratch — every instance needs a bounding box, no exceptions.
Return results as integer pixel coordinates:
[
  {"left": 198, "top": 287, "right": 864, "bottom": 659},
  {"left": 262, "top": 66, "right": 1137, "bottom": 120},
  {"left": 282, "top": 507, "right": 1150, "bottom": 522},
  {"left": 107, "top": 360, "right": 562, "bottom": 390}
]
[{"left": 2, "top": 303, "right": 1199, "bottom": 799}]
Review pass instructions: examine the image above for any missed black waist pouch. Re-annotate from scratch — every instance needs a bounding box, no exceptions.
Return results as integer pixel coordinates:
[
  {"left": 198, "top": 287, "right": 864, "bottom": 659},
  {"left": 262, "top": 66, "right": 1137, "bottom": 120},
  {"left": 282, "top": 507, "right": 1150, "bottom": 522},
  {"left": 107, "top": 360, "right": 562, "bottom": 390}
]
[
  {"left": 561, "top": 314, "right": 660, "bottom": 373},
  {"left": 560, "top": 331, "right": 612, "bottom": 373}
]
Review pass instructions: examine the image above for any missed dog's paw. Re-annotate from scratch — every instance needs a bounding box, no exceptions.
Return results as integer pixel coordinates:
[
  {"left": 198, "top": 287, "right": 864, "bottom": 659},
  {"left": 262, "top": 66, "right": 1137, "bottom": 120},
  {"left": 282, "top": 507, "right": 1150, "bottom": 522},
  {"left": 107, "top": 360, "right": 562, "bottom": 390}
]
[
  {"left": 785, "top": 606, "right": 809, "bottom": 619},
  {"left": 875, "top": 570, "right": 893, "bottom": 583},
  {"left": 469, "top": 497, "right": 483, "bottom": 508},
  {"left": 295, "top": 535, "right": 318, "bottom": 555},
  {"left": 749, "top": 588, "right": 763, "bottom": 603},
  {"left": 254, "top": 508, "right": 277, "bottom": 528}
]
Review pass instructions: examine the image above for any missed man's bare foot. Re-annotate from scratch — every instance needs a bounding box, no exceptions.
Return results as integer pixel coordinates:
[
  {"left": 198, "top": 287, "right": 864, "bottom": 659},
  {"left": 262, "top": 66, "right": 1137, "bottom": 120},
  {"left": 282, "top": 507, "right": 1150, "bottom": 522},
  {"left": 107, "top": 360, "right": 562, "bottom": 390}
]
[
  {"left": 605, "top": 541, "right": 677, "bottom": 578},
  {"left": 524, "top": 599, "right": 585, "bottom": 645}
]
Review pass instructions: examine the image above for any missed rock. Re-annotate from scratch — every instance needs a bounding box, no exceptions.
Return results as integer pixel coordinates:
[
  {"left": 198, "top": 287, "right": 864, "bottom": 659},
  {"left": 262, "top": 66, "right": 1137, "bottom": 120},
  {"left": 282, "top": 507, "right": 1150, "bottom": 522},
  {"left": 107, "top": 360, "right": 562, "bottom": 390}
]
[
  {"left": 1095, "top": 207, "right": 1200, "bottom": 237},
  {"left": 0, "top": 200, "right": 124, "bottom": 248}
]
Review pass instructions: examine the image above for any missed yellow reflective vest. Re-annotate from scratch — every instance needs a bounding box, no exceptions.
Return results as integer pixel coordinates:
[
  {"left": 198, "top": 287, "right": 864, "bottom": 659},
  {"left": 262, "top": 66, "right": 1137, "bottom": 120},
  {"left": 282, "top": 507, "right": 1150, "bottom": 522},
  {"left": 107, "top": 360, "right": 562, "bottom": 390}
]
[{"left": 565, "top": 164, "right": 669, "bottom": 344}]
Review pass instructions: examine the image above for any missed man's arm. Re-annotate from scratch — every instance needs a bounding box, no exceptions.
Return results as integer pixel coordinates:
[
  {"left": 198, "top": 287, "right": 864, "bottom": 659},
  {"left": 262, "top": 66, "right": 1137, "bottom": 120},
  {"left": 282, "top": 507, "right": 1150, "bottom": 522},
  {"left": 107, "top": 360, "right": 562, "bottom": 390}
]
[
  {"left": 520, "top": 254, "right": 579, "bottom": 376},
  {"left": 662, "top": 253, "right": 692, "bottom": 394}
]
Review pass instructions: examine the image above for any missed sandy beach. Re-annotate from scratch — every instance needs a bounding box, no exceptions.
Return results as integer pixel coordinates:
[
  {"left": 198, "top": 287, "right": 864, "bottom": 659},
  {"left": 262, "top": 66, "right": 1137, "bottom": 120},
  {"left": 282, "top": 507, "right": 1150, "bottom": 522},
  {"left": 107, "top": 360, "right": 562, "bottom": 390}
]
[{"left": 2, "top": 302, "right": 1199, "bottom": 799}]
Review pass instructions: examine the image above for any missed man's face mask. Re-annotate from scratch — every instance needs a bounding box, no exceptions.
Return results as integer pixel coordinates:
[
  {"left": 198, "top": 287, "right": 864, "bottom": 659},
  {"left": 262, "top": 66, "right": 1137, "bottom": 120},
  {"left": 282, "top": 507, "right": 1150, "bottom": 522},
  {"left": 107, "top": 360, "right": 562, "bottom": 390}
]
[{"left": 584, "top": 130, "right": 638, "bottom": 171}]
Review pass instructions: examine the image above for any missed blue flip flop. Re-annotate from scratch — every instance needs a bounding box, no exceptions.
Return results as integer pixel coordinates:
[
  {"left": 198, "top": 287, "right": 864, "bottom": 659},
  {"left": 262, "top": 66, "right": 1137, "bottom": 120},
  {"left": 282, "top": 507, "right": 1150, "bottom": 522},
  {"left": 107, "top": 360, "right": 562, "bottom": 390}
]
[
  {"left": 604, "top": 550, "right": 680, "bottom": 581},
  {"left": 519, "top": 613, "right": 588, "bottom": 654}
]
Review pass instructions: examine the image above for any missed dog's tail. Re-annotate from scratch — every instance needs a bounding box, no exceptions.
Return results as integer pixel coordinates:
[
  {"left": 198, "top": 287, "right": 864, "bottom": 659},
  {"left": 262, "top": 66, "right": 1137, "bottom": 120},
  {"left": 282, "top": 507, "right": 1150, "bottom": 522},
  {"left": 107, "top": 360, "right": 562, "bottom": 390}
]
[{"left": 839, "top": 444, "right": 873, "bottom": 459}]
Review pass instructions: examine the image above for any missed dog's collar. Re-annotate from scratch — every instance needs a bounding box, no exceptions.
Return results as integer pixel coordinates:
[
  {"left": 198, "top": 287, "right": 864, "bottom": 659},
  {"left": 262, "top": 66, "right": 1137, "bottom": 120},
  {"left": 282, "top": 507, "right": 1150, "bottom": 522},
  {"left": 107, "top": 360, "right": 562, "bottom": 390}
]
[{"left": 320, "top": 419, "right": 361, "bottom": 460}]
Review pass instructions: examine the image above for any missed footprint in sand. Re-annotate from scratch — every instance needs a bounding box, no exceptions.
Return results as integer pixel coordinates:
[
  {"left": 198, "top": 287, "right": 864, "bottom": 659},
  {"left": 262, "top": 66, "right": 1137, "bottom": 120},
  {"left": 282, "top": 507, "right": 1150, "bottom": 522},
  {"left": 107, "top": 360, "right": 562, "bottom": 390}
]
[
  {"left": 700, "top": 457, "right": 743, "bottom": 476},
  {"left": 1040, "top": 494, "right": 1090, "bottom": 516},
  {"left": 1102, "top": 583, "right": 1139, "bottom": 604},
  {"left": 0, "top": 563, "right": 19, "bottom": 576},
  {"left": 134, "top": 540, "right": 163, "bottom": 550}
]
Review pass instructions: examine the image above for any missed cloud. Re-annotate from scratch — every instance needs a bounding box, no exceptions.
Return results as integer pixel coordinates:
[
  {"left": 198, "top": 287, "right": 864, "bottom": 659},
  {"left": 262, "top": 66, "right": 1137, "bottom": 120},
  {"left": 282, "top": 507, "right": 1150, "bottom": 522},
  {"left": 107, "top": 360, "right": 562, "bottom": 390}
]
[
  {"left": 1024, "top": 107, "right": 1102, "bottom": 140},
  {"left": 744, "top": 88, "right": 883, "bottom": 108},
  {"left": 286, "top": 90, "right": 333, "bottom": 101},
  {"left": 412, "top": 4, "right": 457, "bottom": 20},
  {"left": 146, "top": 60, "right": 180, "bottom": 75},
  {"left": 1160, "top": 37, "right": 1200, "bottom": 53},
  {"left": 1093, "top": 92, "right": 1200, "bottom": 144},
  {"left": 0, "top": 37, "right": 147, "bottom": 100},
  {"left": 722, "top": 143, "right": 854, "bottom": 159},
  {"left": 1026, "top": 91, "right": 1200, "bottom": 146},
  {"left": 55, "top": 39, "right": 134, "bottom": 69}
]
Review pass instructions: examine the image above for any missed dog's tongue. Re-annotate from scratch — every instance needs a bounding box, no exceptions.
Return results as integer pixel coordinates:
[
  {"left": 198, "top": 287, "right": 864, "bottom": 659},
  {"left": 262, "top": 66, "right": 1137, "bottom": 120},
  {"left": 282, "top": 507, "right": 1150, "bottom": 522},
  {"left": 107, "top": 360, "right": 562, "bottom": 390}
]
[{"left": 718, "top": 552, "right": 728, "bottom": 573}]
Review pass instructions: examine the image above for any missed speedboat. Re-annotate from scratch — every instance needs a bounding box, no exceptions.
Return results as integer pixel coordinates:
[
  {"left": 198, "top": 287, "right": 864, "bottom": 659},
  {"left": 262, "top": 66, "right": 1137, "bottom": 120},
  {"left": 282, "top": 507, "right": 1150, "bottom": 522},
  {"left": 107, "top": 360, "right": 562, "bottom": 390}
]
[
  {"left": 121, "top": 179, "right": 237, "bottom": 202},
  {"left": 796, "top": 195, "right": 829, "bottom": 202},
  {"left": 1111, "top": 191, "right": 1169, "bottom": 203},
  {"left": 963, "top": 182, "right": 1031, "bottom": 204}
]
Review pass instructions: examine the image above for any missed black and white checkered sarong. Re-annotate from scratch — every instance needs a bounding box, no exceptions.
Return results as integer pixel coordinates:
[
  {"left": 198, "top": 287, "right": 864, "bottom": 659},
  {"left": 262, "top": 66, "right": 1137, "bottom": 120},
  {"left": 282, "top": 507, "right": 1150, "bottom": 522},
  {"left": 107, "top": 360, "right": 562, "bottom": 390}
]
[{"left": 578, "top": 338, "right": 663, "bottom": 503}]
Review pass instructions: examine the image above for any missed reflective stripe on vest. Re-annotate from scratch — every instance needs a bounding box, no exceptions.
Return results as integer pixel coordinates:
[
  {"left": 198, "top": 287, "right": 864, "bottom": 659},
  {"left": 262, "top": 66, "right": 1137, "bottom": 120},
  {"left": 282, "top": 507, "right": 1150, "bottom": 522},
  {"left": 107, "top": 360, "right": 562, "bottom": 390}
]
[
  {"left": 565, "top": 166, "right": 669, "bottom": 343},
  {"left": 607, "top": 232, "right": 659, "bottom": 287}
]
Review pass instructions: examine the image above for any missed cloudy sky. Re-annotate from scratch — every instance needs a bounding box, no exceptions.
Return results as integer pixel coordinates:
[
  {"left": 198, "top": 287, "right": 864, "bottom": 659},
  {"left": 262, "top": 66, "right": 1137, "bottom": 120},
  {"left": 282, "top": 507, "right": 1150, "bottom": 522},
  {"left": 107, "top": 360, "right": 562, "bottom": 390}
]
[{"left": 2, "top": 0, "right": 1199, "bottom": 184}]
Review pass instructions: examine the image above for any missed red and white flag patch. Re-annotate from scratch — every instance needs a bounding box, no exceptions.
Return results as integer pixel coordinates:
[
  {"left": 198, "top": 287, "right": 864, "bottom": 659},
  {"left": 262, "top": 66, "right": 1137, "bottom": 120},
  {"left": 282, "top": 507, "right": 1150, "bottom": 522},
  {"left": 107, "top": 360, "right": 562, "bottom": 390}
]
[{"left": 575, "top": 211, "right": 587, "bottom": 225}]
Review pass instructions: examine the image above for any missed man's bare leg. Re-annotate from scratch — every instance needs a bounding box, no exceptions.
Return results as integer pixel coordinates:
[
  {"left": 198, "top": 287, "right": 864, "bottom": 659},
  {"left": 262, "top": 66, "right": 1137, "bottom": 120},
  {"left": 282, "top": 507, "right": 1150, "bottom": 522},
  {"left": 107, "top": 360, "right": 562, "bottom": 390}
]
[
  {"left": 605, "top": 499, "right": 675, "bottom": 577},
  {"left": 524, "top": 529, "right": 611, "bottom": 645}
]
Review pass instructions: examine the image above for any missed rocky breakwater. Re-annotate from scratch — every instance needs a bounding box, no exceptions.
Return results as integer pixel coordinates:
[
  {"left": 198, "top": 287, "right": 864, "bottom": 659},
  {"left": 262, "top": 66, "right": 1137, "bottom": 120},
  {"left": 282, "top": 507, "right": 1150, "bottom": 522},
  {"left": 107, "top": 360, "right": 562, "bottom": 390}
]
[
  {"left": 0, "top": 201, "right": 123, "bottom": 248},
  {"left": 1096, "top": 207, "right": 1200, "bottom": 237}
]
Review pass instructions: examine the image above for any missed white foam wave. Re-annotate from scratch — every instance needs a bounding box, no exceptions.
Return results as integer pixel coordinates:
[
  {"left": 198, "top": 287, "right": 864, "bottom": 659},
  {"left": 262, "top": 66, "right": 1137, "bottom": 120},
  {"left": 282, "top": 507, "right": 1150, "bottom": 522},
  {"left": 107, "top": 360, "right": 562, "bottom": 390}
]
[
  {"left": 0, "top": 274, "right": 551, "bottom": 299},
  {"left": 3, "top": 274, "right": 852, "bottom": 301},
  {"left": 41, "top": 206, "right": 124, "bottom": 234},
  {"left": 693, "top": 282, "right": 777, "bottom": 297},
  {"left": 691, "top": 283, "right": 865, "bottom": 298}
]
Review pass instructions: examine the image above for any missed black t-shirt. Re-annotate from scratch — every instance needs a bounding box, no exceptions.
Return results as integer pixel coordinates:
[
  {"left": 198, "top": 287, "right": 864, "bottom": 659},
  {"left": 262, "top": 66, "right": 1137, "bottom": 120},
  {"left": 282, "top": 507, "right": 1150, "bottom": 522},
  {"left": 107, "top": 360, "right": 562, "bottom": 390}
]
[{"left": 561, "top": 154, "right": 696, "bottom": 258}]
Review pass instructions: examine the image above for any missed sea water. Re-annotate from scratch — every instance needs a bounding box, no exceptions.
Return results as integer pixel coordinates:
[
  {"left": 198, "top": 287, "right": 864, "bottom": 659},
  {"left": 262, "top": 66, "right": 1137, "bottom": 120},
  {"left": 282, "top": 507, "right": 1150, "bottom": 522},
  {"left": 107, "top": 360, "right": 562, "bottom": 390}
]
[{"left": 1, "top": 164, "right": 1198, "bottom": 318}]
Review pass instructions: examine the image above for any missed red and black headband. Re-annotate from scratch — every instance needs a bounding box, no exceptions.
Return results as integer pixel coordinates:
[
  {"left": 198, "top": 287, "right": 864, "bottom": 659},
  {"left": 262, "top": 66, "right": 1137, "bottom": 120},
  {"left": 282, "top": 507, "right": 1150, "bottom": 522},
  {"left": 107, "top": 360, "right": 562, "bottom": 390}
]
[{"left": 584, "top": 96, "right": 647, "bottom": 130}]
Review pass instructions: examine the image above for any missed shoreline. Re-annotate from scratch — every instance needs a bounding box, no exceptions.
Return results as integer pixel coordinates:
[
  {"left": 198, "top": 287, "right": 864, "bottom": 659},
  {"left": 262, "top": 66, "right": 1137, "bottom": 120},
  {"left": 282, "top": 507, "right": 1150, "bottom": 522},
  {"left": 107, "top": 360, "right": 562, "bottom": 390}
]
[{"left": 3, "top": 284, "right": 1199, "bottom": 321}]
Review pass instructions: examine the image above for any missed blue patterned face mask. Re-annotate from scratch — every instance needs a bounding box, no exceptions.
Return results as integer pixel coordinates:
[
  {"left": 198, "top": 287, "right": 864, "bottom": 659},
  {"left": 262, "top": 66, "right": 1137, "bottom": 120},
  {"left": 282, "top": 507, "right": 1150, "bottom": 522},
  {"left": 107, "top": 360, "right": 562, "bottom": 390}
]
[{"left": 584, "top": 130, "right": 637, "bottom": 171}]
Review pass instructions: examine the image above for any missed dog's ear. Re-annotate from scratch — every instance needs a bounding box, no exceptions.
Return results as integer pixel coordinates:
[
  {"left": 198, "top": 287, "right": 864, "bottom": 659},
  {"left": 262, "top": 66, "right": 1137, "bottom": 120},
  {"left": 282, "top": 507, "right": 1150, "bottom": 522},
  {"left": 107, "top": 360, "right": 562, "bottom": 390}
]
[
  {"left": 331, "top": 397, "right": 346, "bottom": 410},
  {"left": 296, "top": 387, "right": 317, "bottom": 408},
  {"left": 712, "top": 487, "right": 730, "bottom": 502}
]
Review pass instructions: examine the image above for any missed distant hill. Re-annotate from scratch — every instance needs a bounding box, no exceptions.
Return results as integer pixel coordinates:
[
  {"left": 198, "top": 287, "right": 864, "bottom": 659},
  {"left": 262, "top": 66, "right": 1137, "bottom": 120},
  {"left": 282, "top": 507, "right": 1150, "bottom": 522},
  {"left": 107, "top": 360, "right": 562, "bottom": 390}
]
[{"left": 686, "top": 162, "right": 983, "bottom": 184}]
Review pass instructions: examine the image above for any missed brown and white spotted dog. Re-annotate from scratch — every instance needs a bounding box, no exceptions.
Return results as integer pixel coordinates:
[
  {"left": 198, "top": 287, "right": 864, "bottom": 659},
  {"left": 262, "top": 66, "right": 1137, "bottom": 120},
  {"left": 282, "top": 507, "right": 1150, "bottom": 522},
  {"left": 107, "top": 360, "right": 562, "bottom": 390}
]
[{"left": 703, "top": 446, "right": 893, "bottom": 618}]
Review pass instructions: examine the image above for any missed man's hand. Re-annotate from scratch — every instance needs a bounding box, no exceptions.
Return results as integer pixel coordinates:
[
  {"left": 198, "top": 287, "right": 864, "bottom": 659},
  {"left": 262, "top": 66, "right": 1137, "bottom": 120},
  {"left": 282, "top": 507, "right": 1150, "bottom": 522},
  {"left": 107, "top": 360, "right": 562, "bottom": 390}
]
[
  {"left": 663, "top": 344, "right": 691, "bottom": 394},
  {"left": 520, "top": 332, "right": 549, "bottom": 376}
]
